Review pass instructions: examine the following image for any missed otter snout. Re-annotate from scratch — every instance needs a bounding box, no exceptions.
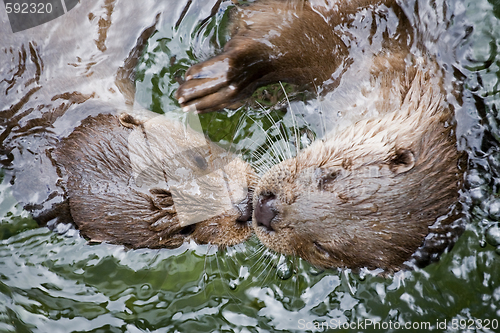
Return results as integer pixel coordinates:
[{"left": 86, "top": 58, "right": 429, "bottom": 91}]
[
  {"left": 236, "top": 190, "right": 254, "bottom": 222},
  {"left": 254, "top": 193, "right": 278, "bottom": 230}
]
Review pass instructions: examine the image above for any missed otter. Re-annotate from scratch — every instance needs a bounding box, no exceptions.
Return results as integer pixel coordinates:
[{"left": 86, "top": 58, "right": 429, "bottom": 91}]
[
  {"left": 50, "top": 111, "right": 257, "bottom": 249},
  {"left": 176, "top": 0, "right": 464, "bottom": 271}
]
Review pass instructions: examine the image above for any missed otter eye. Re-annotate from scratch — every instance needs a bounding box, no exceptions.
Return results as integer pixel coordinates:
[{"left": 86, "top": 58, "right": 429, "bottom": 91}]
[
  {"left": 326, "top": 171, "right": 340, "bottom": 180},
  {"left": 319, "top": 170, "right": 340, "bottom": 188},
  {"left": 183, "top": 149, "right": 208, "bottom": 170},
  {"left": 193, "top": 155, "right": 208, "bottom": 170}
]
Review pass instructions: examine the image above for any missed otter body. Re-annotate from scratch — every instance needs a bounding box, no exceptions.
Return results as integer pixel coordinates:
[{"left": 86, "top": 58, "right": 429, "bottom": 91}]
[{"left": 177, "top": 0, "right": 463, "bottom": 271}]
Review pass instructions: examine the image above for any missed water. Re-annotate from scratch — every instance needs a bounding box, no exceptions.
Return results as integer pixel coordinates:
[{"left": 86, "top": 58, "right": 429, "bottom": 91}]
[{"left": 1, "top": 0, "right": 500, "bottom": 332}]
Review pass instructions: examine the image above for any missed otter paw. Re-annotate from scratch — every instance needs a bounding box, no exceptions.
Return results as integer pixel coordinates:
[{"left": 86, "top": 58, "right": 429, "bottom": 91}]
[{"left": 176, "top": 54, "right": 245, "bottom": 113}]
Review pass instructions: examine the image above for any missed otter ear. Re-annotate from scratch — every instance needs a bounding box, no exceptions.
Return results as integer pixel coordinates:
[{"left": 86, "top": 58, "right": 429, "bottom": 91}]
[{"left": 389, "top": 148, "right": 415, "bottom": 174}]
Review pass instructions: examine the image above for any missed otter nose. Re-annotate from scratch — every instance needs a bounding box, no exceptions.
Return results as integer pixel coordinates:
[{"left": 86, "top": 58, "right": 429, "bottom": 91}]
[
  {"left": 254, "top": 193, "right": 277, "bottom": 230},
  {"left": 236, "top": 190, "right": 253, "bottom": 222}
]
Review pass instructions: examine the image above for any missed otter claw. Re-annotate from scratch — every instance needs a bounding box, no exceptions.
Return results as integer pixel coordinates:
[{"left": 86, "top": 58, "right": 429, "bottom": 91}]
[
  {"left": 176, "top": 54, "right": 242, "bottom": 113},
  {"left": 182, "top": 104, "right": 197, "bottom": 113}
]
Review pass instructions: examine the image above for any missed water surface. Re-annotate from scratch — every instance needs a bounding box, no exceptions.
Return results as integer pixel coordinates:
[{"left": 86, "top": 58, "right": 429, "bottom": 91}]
[{"left": 1, "top": 0, "right": 500, "bottom": 332}]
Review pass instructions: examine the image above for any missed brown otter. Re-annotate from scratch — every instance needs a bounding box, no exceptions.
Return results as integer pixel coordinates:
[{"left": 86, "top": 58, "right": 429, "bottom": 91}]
[
  {"left": 176, "top": 0, "right": 464, "bottom": 271},
  {"left": 51, "top": 110, "right": 257, "bottom": 249}
]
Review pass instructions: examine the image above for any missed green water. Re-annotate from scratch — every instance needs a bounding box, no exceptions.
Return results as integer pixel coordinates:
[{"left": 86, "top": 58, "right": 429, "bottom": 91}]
[{"left": 2, "top": 0, "right": 500, "bottom": 332}]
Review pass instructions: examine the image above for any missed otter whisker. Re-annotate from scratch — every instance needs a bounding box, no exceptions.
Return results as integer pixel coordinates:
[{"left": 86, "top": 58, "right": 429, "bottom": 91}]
[
  {"left": 226, "top": 111, "right": 249, "bottom": 154},
  {"left": 279, "top": 81, "right": 301, "bottom": 156},
  {"left": 202, "top": 245, "right": 213, "bottom": 297},
  {"left": 241, "top": 112, "right": 289, "bottom": 172},
  {"left": 212, "top": 246, "right": 245, "bottom": 308},
  {"left": 260, "top": 250, "right": 282, "bottom": 287},
  {"left": 252, "top": 109, "right": 291, "bottom": 163},
  {"left": 250, "top": 245, "right": 272, "bottom": 277},
  {"left": 252, "top": 100, "right": 293, "bottom": 162}
]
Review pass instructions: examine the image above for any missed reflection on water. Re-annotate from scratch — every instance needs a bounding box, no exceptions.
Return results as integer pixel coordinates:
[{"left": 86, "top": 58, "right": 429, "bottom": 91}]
[{"left": 1, "top": 0, "right": 500, "bottom": 332}]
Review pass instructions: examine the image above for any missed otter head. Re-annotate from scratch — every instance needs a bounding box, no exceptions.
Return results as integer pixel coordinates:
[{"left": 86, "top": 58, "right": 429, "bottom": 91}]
[
  {"left": 54, "top": 112, "right": 257, "bottom": 249},
  {"left": 252, "top": 74, "right": 461, "bottom": 272}
]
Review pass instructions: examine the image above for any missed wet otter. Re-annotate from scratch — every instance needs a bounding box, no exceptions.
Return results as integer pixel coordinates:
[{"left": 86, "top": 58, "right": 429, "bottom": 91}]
[
  {"left": 51, "top": 110, "right": 257, "bottom": 249},
  {"left": 176, "top": 0, "right": 464, "bottom": 271}
]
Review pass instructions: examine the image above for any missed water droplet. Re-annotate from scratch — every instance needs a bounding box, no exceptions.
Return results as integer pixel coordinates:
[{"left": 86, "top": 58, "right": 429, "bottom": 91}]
[
  {"left": 485, "top": 225, "right": 500, "bottom": 247},
  {"left": 466, "top": 169, "right": 486, "bottom": 187},
  {"left": 229, "top": 280, "right": 238, "bottom": 290},
  {"left": 480, "top": 218, "right": 491, "bottom": 227},
  {"left": 276, "top": 260, "right": 293, "bottom": 280},
  {"left": 479, "top": 238, "right": 487, "bottom": 248},
  {"left": 470, "top": 186, "right": 488, "bottom": 204},
  {"left": 308, "top": 266, "right": 324, "bottom": 276},
  {"left": 488, "top": 200, "right": 500, "bottom": 220}
]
